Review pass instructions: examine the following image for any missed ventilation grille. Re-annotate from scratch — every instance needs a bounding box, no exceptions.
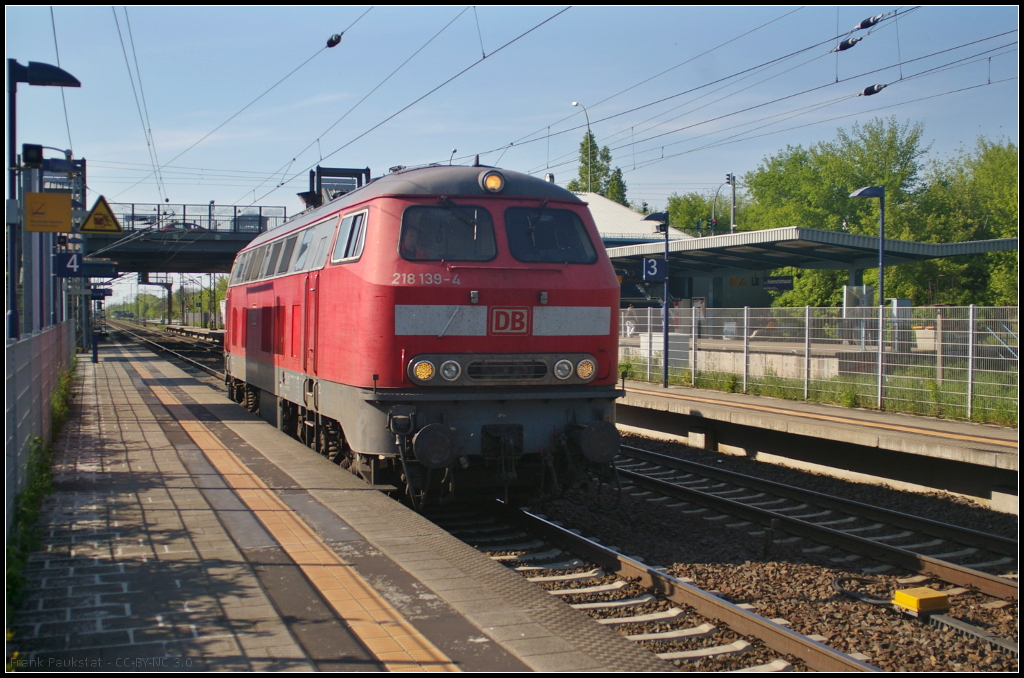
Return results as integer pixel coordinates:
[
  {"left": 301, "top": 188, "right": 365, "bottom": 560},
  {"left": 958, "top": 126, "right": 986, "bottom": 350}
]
[{"left": 466, "top": 360, "right": 548, "bottom": 381}]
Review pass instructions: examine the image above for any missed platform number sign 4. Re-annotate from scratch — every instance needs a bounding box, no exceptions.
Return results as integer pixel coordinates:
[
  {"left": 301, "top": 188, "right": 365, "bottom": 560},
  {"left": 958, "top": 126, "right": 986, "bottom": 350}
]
[
  {"left": 642, "top": 257, "right": 666, "bottom": 282},
  {"left": 56, "top": 252, "right": 83, "bottom": 277}
]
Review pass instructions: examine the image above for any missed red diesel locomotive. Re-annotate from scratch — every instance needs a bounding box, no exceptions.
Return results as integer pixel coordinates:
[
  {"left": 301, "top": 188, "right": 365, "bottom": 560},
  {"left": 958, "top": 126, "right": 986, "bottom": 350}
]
[{"left": 224, "top": 164, "right": 621, "bottom": 506}]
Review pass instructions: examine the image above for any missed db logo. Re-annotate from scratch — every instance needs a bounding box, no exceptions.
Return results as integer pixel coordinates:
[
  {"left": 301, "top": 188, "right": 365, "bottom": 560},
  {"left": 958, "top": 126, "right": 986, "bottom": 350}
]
[{"left": 490, "top": 307, "right": 530, "bottom": 335}]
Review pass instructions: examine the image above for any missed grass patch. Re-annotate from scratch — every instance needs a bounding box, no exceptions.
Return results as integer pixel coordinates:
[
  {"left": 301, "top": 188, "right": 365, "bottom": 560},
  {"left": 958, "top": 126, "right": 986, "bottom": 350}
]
[{"left": 621, "top": 354, "right": 1016, "bottom": 426}]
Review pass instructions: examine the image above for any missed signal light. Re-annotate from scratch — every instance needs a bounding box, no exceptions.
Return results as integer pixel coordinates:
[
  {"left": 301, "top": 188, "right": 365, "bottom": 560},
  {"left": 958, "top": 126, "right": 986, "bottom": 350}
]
[{"left": 22, "top": 144, "right": 44, "bottom": 168}]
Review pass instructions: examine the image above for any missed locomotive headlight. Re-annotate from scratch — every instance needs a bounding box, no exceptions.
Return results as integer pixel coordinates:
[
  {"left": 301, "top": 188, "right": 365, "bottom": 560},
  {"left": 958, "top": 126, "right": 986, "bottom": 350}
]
[
  {"left": 412, "top": 360, "right": 435, "bottom": 381},
  {"left": 554, "top": 359, "right": 574, "bottom": 380},
  {"left": 479, "top": 170, "right": 505, "bottom": 193},
  {"left": 576, "top": 358, "right": 596, "bottom": 380},
  {"left": 440, "top": 360, "right": 461, "bottom": 381}
]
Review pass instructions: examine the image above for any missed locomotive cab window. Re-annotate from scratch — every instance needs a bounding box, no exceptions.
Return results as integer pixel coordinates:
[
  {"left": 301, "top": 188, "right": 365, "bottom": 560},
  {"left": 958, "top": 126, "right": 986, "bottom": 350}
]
[
  {"left": 400, "top": 204, "right": 496, "bottom": 261},
  {"left": 331, "top": 211, "right": 368, "bottom": 263},
  {"left": 505, "top": 207, "right": 597, "bottom": 264}
]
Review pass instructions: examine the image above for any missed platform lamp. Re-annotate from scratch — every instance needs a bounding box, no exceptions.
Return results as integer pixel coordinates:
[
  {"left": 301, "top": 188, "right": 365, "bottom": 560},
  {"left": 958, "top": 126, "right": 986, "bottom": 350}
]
[
  {"left": 7, "top": 59, "right": 81, "bottom": 340},
  {"left": 571, "top": 101, "right": 592, "bottom": 192},
  {"left": 643, "top": 211, "right": 671, "bottom": 388},
  {"left": 849, "top": 185, "right": 885, "bottom": 409}
]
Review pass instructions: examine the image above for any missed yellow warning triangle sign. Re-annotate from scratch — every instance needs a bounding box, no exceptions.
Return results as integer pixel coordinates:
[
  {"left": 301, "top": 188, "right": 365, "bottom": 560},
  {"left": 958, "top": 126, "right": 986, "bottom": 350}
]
[{"left": 80, "top": 196, "right": 123, "bottom": 233}]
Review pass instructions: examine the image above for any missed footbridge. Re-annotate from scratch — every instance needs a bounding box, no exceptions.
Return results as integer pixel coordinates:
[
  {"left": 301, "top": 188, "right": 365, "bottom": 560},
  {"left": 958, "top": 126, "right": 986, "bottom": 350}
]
[{"left": 83, "top": 203, "right": 289, "bottom": 274}]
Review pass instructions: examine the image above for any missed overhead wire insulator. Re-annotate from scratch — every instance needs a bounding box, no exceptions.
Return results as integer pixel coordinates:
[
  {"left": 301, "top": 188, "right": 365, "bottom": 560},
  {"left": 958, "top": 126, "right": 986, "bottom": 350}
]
[
  {"left": 327, "top": 33, "right": 343, "bottom": 48},
  {"left": 854, "top": 14, "right": 884, "bottom": 31},
  {"left": 861, "top": 84, "right": 887, "bottom": 96},
  {"left": 831, "top": 36, "right": 861, "bottom": 52}
]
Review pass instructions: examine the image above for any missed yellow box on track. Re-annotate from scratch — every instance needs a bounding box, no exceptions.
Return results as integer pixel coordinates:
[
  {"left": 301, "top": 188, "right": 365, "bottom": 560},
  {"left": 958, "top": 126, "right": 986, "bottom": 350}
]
[{"left": 892, "top": 587, "right": 950, "bottom": 614}]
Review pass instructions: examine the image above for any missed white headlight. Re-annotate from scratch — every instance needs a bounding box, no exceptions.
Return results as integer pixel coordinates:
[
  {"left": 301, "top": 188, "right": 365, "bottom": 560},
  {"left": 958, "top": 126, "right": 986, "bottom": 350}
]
[
  {"left": 554, "top": 359, "right": 573, "bottom": 380},
  {"left": 440, "top": 360, "right": 461, "bottom": 381}
]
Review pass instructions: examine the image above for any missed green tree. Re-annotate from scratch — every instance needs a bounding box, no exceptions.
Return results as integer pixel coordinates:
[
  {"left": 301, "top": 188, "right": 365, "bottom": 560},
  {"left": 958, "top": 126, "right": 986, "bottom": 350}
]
[
  {"left": 566, "top": 131, "right": 628, "bottom": 205},
  {"left": 744, "top": 118, "right": 929, "bottom": 306},
  {"left": 667, "top": 190, "right": 751, "bottom": 236},
  {"left": 605, "top": 167, "right": 628, "bottom": 206},
  {"left": 888, "top": 138, "right": 1018, "bottom": 305}
]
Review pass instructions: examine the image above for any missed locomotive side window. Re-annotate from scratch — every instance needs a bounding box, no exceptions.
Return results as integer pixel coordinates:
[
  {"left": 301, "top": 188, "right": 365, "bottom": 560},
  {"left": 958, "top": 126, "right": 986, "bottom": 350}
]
[
  {"left": 245, "top": 246, "right": 266, "bottom": 281},
  {"left": 331, "top": 211, "right": 367, "bottom": 263},
  {"left": 400, "top": 205, "right": 496, "bottom": 261},
  {"left": 291, "top": 228, "right": 315, "bottom": 271},
  {"left": 505, "top": 207, "right": 597, "bottom": 264},
  {"left": 262, "top": 241, "right": 283, "bottom": 278},
  {"left": 276, "top": 236, "right": 298, "bottom": 275},
  {"left": 307, "top": 220, "right": 336, "bottom": 270},
  {"left": 230, "top": 251, "right": 249, "bottom": 285}
]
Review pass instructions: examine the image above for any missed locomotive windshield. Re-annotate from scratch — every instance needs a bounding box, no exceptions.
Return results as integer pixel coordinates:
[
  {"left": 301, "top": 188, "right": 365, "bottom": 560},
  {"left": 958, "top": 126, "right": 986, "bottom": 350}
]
[
  {"left": 400, "top": 204, "right": 496, "bottom": 261},
  {"left": 505, "top": 207, "right": 597, "bottom": 264}
]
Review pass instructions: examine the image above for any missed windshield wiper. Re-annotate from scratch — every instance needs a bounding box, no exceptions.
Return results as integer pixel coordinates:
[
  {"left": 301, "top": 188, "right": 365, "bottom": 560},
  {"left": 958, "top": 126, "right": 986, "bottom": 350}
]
[{"left": 438, "top": 196, "right": 480, "bottom": 239}]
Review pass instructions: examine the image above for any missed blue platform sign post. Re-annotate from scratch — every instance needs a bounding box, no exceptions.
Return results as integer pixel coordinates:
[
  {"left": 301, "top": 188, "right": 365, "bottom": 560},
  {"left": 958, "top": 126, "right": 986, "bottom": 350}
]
[{"left": 642, "top": 212, "right": 672, "bottom": 388}]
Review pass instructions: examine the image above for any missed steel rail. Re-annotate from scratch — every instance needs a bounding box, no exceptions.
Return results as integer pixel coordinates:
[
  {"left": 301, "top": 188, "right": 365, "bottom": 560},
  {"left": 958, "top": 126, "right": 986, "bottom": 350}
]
[
  {"left": 621, "top": 445, "right": 1018, "bottom": 557},
  {"left": 615, "top": 465, "right": 1017, "bottom": 600},
  {"left": 110, "top": 321, "right": 225, "bottom": 380},
  {"left": 492, "top": 502, "right": 881, "bottom": 672}
]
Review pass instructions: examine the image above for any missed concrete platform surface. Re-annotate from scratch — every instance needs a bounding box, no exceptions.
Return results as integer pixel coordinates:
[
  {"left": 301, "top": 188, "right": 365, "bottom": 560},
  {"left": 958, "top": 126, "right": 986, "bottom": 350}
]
[{"left": 619, "top": 380, "right": 1017, "bottom": 471}]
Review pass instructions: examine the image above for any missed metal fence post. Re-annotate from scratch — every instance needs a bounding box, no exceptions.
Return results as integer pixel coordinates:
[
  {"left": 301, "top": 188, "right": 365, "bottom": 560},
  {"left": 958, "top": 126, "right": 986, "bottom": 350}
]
[
  {"left": 804, "top": 306, "right": 811, "bottom": 400},
  {"left": 646, "top": 307, "right": 652, "bottom": 382},
  {"left": 967, "top": 304, "right": 975, "bottom": 420},
  {"left": 877, "top": 304, "right": 884, "bottom": 410},
  {"left": 691, "top": 305, "right": 697, "bottom": 386},
  {"left": 743, "top": 306, "right": 749, "bottom": 393}
]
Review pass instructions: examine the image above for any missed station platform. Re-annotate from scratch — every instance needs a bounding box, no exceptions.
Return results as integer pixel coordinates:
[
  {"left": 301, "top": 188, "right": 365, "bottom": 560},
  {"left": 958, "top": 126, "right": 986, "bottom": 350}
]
[
  {"left": 617, "top": 379, "right": 1018, "bottom": 511},
  {"left": 8, "top": 341, "right": 668, "bottom": 672}
]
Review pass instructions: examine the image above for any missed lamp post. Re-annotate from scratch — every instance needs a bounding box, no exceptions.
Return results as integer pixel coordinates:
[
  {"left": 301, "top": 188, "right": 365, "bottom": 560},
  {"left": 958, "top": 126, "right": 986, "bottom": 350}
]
[
  {"left": 571, "top": 101, "right": 592, "bottom": 193},
  {"left": 849, "top": 186, "right": 886, "bottom": 304},
  {"left": 644, "top": 211, "right": 671, "bottom": 388},
  {"left": 850, "top": 185, "right": 886, "bottom": 409},
  {"left": 7, "top": 59, "right": 81, "bottom": 340}
]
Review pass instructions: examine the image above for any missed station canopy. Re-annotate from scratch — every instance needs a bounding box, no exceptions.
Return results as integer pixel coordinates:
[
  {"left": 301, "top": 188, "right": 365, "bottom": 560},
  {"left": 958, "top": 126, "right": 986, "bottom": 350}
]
[{"left": 605, "top": 226, "right": 1018, "bottom": 280}]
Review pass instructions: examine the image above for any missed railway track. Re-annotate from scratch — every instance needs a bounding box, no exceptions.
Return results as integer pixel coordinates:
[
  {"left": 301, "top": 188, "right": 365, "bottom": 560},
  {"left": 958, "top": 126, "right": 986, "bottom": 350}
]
[
  {"left": 441, "top": 492, "right": 1017, "bottom": 671},
  {"left": 109, "top": 320, "right": 226, "bottom": 380},
  {"left": 614, "top": 444, "right": 1018, "bottom": 601},
  {"left": 431, "top": 502, "right": 878, "bottom": 672}
]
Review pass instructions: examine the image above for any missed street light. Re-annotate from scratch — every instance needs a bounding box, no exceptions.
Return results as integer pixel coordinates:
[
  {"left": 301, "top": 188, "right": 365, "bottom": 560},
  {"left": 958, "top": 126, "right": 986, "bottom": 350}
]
[
  {"left": 571, "top": 101, "right": 592, "bottom": 193},
  {"left": 849, "top": 186, "right": 885, "bottom": 304},
  {"left": 850, "top": 185, "right": 886, "bottom": 409},
  {"left": 643, "top": 211, "right": 671, "bottom": 388},
  {"left": 7, "top": 59, "right": 81, "bottom": 340}
]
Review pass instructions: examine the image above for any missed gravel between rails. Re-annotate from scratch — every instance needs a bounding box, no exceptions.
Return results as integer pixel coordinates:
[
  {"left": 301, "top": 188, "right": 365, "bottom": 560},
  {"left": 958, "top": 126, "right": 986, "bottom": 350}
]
[{"left": 534, "top": 432, "right": 1018, "bottom": 672}]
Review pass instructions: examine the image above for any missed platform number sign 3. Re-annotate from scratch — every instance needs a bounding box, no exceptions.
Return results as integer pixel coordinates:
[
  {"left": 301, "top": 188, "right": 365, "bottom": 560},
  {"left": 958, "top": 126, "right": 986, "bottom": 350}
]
[{"left": 642, "top": 257, "right": 666, "bottom": 282}]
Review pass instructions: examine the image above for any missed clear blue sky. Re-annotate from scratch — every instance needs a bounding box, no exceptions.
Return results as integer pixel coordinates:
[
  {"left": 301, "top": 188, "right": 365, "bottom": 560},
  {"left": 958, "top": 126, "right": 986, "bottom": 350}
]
[{"left": 7, "top": 6, "right": 1017, "bottom": 214}]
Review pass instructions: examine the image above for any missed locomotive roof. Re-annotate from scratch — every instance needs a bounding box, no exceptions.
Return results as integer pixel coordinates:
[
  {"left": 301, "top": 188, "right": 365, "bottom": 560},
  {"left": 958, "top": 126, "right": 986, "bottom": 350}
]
[{"left": 247, "top": 165, "right": 581, "bottom": 250}]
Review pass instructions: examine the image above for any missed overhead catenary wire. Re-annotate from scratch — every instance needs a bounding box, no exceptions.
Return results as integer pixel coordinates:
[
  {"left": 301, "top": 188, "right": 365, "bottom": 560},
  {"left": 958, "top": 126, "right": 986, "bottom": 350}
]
[
  {"left": 535, "top": 32, "right": 1018, "bottom": 179},
  {"left": 242, "top": 6, "right": 572, "bottom": 207},
  {"left": 530, "top": 8, "right": 929, "bottom": 175},
  {"left": 239, "top": 6, "right": 473, "bottom": 205},
  {"left": 49, "top": 7, "right": 74, "bottom": 155},
  {"left": 111, "top": 7, "right": 374, "bottom": 201},
  {"left": 124, "top": 7, "right": 166, "bottom": 201},
  {"left": 467, "top": 7, "right": 921, "bottom": 173},
  {"left": 112, "top": 6, "right": 166, "bottom": 202},
  {"left": 624, "top": 75, "right": 1017, "bottom": 175}
]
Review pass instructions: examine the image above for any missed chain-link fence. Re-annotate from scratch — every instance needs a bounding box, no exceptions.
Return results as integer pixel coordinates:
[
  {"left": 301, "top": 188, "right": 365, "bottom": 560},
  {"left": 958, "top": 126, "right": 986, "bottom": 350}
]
[{"left": 619, "top": 306, "right": 1018, "bottom": 425}]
